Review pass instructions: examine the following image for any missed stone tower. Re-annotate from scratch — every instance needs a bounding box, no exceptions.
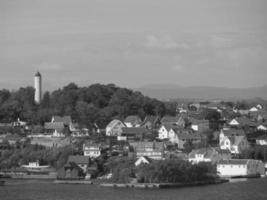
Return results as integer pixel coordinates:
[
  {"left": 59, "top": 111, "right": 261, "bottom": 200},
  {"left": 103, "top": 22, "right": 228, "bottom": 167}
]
[{"left": 34, "top": 71, "right": 42, "bottom": 104}]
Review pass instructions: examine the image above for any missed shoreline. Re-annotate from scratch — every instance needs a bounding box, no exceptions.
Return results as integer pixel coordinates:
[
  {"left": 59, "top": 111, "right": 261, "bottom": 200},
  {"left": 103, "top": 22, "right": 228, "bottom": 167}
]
[{"left": 100, "top": 179, "right": 229, "bottom": 189}]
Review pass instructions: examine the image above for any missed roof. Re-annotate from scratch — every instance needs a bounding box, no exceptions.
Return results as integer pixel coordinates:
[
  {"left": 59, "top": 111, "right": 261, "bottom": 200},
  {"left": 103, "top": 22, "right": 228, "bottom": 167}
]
[
  {"left": 221, "top": 129, "right": 245, "bottom": 137},
  {"left": 124, "top": 115, "right": 142, "bottom": 124},
  {"left": 142, "top": 116, "right": 160, "bottom": 124},
  {"left": 64, "top": 162, "right": 83, "bottom": 171},
  {"left": 161, "top": 116, "right": 180, "bottom": 124},
  {"left": 121, "top": 127, "right": 150, "bottom": 135},
  {"left": 160, "top": 124, "right": 182, "bottom": 132},
  {"left": 217, "top": 159, "right": 249, "bottom": 165},
  {"left": 131, "top": 141, "right": 164, "bottom": 151},
  {"left": 178, "top": 131, "right": 201, "bottom": 140},
  {"left": 188, "top": 118, "right": 209, "bottom": 125},
  {"left": 189, "top": 147, "right": 218, "bottom": 159},
  {"left": 236, "top": 117, "right": 257, "bottom": 127},
  {"left": 67, "top": 155, "right": 90, "bottom": 165},
  {"left": 35, "top": 71, "right": 41, "bottom": 77},
  {"left": 44, "top": 122, "right": 65, "bottom": 132},
  {"left": 52, "top": 116, "right": 72, "bottom": 125},
  {"left": 256, "top": 134, "right": 267, "bottom": 140}
]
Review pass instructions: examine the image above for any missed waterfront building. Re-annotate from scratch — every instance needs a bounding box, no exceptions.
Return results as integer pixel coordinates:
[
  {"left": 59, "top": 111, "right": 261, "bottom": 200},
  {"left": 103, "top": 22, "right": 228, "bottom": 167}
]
[
  {"left": 34, "top": 71, "right": 42, "bottom": 104},
  {"left": 217, "top": 159, "right": 265, "bottom": 177},
  {"left": 131, "top": 141, "right": 165, "bottom": 160}
]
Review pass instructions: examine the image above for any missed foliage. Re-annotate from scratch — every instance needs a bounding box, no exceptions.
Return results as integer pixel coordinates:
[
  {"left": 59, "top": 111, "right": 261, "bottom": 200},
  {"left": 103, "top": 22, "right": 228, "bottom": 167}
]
[
  {"left": 0, "top": 84, "right": 165, "bottom": 129},
  {"left": 136, "top": 159, "right": 217, "bottom": 183}
]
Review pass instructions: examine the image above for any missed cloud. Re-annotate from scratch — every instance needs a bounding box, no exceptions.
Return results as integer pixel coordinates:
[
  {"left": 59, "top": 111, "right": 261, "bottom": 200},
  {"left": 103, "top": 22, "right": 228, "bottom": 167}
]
[{"left": 36, "top": 62, "right": 62, "bottom": 70}]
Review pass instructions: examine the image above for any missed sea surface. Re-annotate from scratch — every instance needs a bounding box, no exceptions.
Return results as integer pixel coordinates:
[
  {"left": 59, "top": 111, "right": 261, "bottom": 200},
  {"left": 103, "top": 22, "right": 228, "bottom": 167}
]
[{"left": 1, "top": 178, "right": 267, "bottom": 200}]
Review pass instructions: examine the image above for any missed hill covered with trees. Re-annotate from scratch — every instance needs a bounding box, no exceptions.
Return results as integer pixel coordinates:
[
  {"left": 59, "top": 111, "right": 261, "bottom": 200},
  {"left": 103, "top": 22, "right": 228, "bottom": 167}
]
[{"left": 0, "top": 83, "right": 166, "bottom": 129}]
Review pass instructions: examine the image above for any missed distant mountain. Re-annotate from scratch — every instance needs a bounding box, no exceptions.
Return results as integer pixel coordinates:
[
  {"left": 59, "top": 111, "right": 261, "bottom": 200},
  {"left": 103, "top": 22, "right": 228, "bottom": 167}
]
[{"left": 137, "top": 84, "right": 267, "bottom": 100}]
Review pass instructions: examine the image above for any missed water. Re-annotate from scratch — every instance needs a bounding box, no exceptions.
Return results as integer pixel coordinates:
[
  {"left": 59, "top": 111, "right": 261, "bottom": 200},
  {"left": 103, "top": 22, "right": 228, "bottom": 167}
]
[{"left": 1, "top": 178, "right": 267, "bottom": 200}]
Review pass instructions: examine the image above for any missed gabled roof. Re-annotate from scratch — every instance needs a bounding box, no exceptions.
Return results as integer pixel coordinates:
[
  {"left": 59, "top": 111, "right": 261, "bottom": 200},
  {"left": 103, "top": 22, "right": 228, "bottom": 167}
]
[
  {"left": 44, "top": 122, "right": 65, "bottom": 132},
  {"left": 160, "top": 124, "right": 181, "bottom": 132},
  {"left": 52, "top": 116, "right": 72, "bottom": 125},
  {"left": 121, "top": 127, "right": 151, "bottom": 135},
  {"left": 106, "top": 119, "right": 125, "bottom": 129},
  {"left": 124, "top": 115, "right": 142, "bottom": 124},
  {"left": 68, "top": 155, "right": 90, "bottom": 165}
]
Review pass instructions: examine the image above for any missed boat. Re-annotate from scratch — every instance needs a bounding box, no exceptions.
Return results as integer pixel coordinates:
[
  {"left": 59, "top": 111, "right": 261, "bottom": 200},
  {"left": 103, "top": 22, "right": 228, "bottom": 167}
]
[{"left": 21, "top": 161, "right": 50, "bottom": 173}]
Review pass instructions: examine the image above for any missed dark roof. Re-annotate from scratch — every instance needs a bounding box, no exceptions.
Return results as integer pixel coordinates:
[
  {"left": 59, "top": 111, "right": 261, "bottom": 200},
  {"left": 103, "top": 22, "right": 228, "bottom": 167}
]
[
  {"left": 256, "top": 134, "right": 267, "bottom": 140},
  {"left": 160, "top": 124, "right": 182, "bottom": 132},
  {"left": 124, "top": 115, "right": 142, "bottom": 124},
  {"left": 222, "top": 129, "right": 245, "bottom": 136},
  {"left": 131, "top": 141, "right": 164, "bottom": 151},
  {"left": 217, "top": 159, "right": 249, "bottom": 165},
  {"left": 161, "top": 116, "right": 180, "bottom": 124},
  {"left": 142, "top": 116, "right": 160, "bottom": 124},
  {"left": 67, "top": 155, "right": 90, "bottom": 165},
  {"left": 189, "top": 147, "right": 218, "bottom": 159},
  {"left": 44, "top": 122, "right": 65, "bottom": 132},
  {"left": 188, "top": 117, "right": 209, "bottom": 125},
  {"left": 121, "top": 127, "right": 150, "bottom": 135},
  {"left": 35, "top": 71, "right": 41, "bottom": 77},
  {"left": 52, "top": 116, "right": 72, "bottom": 125},
  {"left": 178, "top": 131, "right": 201, "bottom": 140}
]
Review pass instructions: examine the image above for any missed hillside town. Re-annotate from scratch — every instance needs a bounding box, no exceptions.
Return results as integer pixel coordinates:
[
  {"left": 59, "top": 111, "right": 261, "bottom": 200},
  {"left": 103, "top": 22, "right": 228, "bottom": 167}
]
[{"left": 0, "top": 75, "right": 267, "bottom": 183}]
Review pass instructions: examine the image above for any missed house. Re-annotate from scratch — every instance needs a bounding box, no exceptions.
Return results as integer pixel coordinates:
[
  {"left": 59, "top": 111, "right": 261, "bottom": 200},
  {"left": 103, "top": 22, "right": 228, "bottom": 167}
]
[
  {"left": 217, "top": 159, "right": 265, "bottom": 177},
  {"left": 51, "top": 115, "right": 75, "bottom": 131},
  {"left": 83, "top": 143, "right": 101, "bottom": 158},
  {"left": 175, "top": 130, "right": 202, "bottom": 149},
  {"left": 257, "top": 124, "right": 267, "bottom": 131},
  {"left": 188, "top": 118, "right": 209, "bottom": 132},
  {"left": 67, "top": 155, "right": 90, "bottom": 173},
  {"left": 158, "top": 124, "right": 178, "bottom": 140},
  {"left": 124, "top": 115, "right": 142, "bottom": 127},
  {"left": 228, "top": 117, "right": 257, "bottom": 129},
  {"left": 44, "top": 122, "right": 66, "bottom": 137},
  {"left": 131, "top": 141, "right": 165, "bottom": 160},
  {"left": 249, "top": 107, "right": 259, "bottom": 112},
  {"left": 106, "top": 119, "right": 125, "bottom": 137},
  {"left": 57, "top": 162, "right": 85, "bottom": 180},
  {"left": 256, "top": 104, "right": 263, "bottom": 110},
  {"left": 188, "top": 147, "right": 231, "bottom": 164},
  {"left": 13, "top": 118, "right": 27, "bottom": 127},
  {"left": 160, "top": 116, "right": 185, "bottom": 127},
  {"left": 135, "top": 156, "right": 152, "bottom": 166},
  {"left": 256, "top": 135, "right": 267, "bottom": 146},
  {"left": 219, "top": 129, "right": 249, "bottom": 154},
  {"left": 141, "top": 116, "right": 160, "bottom": 129},
  {"left": 121, "top": 127, "right": 151, "bottom": 142}
]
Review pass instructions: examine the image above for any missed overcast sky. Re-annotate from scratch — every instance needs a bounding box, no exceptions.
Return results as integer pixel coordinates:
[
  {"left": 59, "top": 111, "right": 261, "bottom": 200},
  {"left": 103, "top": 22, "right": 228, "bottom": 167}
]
[{"left": 1, "top": 0, "right": 267, "bottom": 91}]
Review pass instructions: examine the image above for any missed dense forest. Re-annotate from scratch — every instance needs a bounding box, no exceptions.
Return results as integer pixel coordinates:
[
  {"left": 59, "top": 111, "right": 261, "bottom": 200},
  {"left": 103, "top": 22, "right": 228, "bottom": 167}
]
[{"left": 0, "top": 83, "right": 166, "bottom": 128}]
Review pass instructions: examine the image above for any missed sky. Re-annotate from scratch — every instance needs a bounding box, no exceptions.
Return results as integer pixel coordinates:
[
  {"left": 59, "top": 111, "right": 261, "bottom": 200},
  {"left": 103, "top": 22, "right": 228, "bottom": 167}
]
[{"left": 1, "top": 0, "right": 267, "bottom": 91}]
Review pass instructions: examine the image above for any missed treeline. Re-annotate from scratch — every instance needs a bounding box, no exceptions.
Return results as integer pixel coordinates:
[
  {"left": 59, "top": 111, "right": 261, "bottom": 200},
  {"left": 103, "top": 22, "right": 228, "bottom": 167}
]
[
  {"left": 0, "top": 83, "right": 166, "bottom": 129},
  {"left": 103, "top": 157, "right": 217, "bottom": 183},
  {"left": 0, "top": 142, "right": 74, "bottom": 170}
]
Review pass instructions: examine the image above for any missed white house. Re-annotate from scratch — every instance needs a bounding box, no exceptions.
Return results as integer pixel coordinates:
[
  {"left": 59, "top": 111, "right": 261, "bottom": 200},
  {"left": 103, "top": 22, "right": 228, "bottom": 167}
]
[
  {"left": 106, "top": 119, "right": 126, "bottom": 137},
  {"left": 83, "top": 143, "right": 101, "bottom": 158},
  {"left": 135, "top": 156, "right": 152, "bottom": 166},
  {"left": 256, "top": 135, "right": 267, "bottom": 146},
  {"left": 249, "top": 107, "right": 258, "bottom": 112},
  {"left": 217, "top": 159, "right": 265, "bottom": 177},
  {"left": 257, "top": 124, "right": 267, "bottom": 131},
  {"left": 188, "top": 148, "right": 220, "bottom": 164},
  {"left": 158, "top": 124, "right": 175, "bottom": 139},
  {"left": 219, "top": 129, "right": 248, "bottom": 154},
  {"left": 124, "top": 115, "right": 142, "bottom": 128},
  {"left": 228, "top": 119, "right": 240, "bottom": 126}
]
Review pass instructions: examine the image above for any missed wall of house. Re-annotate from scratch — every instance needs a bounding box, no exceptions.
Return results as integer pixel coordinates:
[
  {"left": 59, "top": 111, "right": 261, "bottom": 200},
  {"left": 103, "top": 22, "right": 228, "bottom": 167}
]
[
  {"left": 217, "top": 164, "right": 247, "bottom": 177},
  {"left": 158, "top": 127, "right": 168, "bottom": 139}
]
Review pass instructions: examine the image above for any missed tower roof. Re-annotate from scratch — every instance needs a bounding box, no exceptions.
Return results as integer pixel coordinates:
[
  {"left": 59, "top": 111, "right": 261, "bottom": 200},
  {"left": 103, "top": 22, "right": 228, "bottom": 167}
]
[{"left": 35, "top": 71, "right": 41, "bottom": 77}]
